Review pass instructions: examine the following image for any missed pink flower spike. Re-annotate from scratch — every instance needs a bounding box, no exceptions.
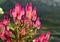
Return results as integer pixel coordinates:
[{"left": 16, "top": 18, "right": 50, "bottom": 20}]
[
  {"left": 26, "top": 3, "right": 32, "bottom": 20},
  {"left": 21, "top": 7, "right": 25, "bottom": 15},
  {"left": 6, "top": 37, "right": 11, "bottom": 42},
  {"left": 33, "top": 7, "right": 36, "bottom": 14},
  {"left": 23, "top": 18, "right": 28, "bottom": 24},
  {"left": 35, "top": 18, "right": 41, "bottom": 29},
  {"left": 6, "top": 39, "right": 11, "bottom": 42},
  {"left": 4, "top": 13, "right": 8, "bottom": 19},
  {"left": 15, "top": 3, "right": 21, "bottom": 14},
  {"left": 43, "top": 39, "right": 48, "bottom": 42},
  {"left": 6, "top": 30, "right": 12, "bottom": 36},
  {"left": 10, "top": 9, "right": 12, "bottom": 17},
  {"left": 39, "top": 33, "right": 45, "bottom": 42},
  {"left": 35, "top": 37, "right": 39, "bottom": 42},
  {"left": 29, "top": 20, "right": 33, "bottom": 26},
  {"left": 17, "top": 7, "right": 25, "bottom": 20},
  {"left": 0, "top": 32, "right": 5, "bottom": 40},
  {"left": 21, "top": 28, "right": 26, "bottom": 35},
  {"left": 29, "top": 2, "right": 32, "bottom": 12},
  {"left": 3, "top": 19, "right": 7, "bottom": 25},
  {"left": 17, "top": 7, "right": 25, "bottom": 19},
  {"left": 7, "top": 18, "right": 10, "bottom": 24},
  {"left": 12, "top": 9, "right": 17, "bottom": 18},
  {"left": 26, "top": 8, "right": 32, "bottom": 19},
  {"left": 26, "top": 3, "right": 28, "bottom": 11},
  {"left": 45, "top": 31, "right": 51, "bottom": 41},
  {"left": 17, "top": 12, "right": 22, "bottom": 20},
  {"left": 32, "top": 13, "right": 37, "bottom": 21},
  {"left": 32, "top": 7, "right": 37, "bottom": 21},
  {"left": 0, "top": 22, "right": 6, "bottom": 33}
]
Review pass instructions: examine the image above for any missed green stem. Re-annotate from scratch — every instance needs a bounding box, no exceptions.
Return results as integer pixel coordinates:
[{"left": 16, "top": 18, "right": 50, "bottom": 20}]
[{"left": 17, "top": 28, "right": 20, "bottom": 42}]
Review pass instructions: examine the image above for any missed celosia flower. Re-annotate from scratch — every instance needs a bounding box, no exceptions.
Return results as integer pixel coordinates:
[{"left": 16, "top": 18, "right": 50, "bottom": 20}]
[
  {"left": 39, "top": 31, "right": 50, "bottom": 42},
  {"left": 44, "top": 31, "right": 51, "bottom": 41},
  {"left": 35, "top": 31, "right": 50, "bottom": 42},
  {"left": 28, "top": 2, "right": 32, "bottom": 12},
  {"left": 0, "top": 32, "right": 5, "bottom": 40},
  {"left": 6, "top": 39, "right": 11, "bottom": 42},
  {"left": 4, "top": 13, "right": 8, "bottom": 19},
  {"left": 0, "top": 19, "right": 12, "bottom": 42},
  {"left": 7, "top": 18, "right": 10, "bottom": 24},
  {"left": 26, "top": 3, "right": 32, "bottom": 19},
  {"left": 10, "top": 3, "right": 21, "bottom": 18},
  {"left": 3, "top": 13, "right": 10, "bottom": 25},
  {"left": 26, "top": 3, "right": 32, "bottom": 13},
  {"left": 3, "top": 18, "right": 10, "bottom": 25},
  {"left": 6, "top": 30, "right": 12, "bottom": 36},
  {"left": 20, "top": 7, "right": 25, "bottom": 15},
  {"left": 39, "top": 33, "right": 45, "bottom": 42},
  {"left": 6, "top": 36, "right": 11, "bottom": 42},
  {"left": 17, "top": 7, "right": 24, "bottom": 20},
  {"left": 0, "top": 21, "right": 5, "bottom": 34},
  {"left": 15, "top": 3, "right": 21, "bottom": 14},
  {"left": 35, "top": 37, "right": 39, "bottom": 42},
  {"left": 5, "top": 2, "right": 50, "bottom": 42},
  {"left": 3, "top": 19, "right": 8, "bottom": 25},
  {"left": 10, "top": 9, "right": 13, "bottom": 17},
  {"left": 32, "top": 7, "right": 37, "bottom": 21},
  {"left": 26, "top": 3, "right": 28, "bottom": 12},
  {"left": 29, "top": 20, "right": 33, "bottom": 26},
  {"left": 26, "top": 8, "right": 32, "bottom": 20},
  {"left": 23, "top": 18, "right": 28, "bottom": 24},
  {"left": 33, "top": 18, "right": 41, "bottom": 29},
  {"left": 21, "top": 28, "right": 26, "bottom": 35},
  {"left": 11, "top": 9, "right": 17, "bottom": 18},
  {"left": 43, "top": 39, "right": 48, "bottom": 42},
  {"left": 17, "top": 12, "right": 22, "bottom": 20}
]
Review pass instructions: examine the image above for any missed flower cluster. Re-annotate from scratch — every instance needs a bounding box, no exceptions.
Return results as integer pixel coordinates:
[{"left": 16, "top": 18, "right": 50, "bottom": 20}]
[
  {"left": 0, "top": 2, "right": 50, "bottom": 42},
  {"left": 0, "top": 13, "right": 12, "bottom": 42},
  {"left": 10, "top": 3, "right": 41, "bottom": 29},
  {"left": 34, "top": 31, "right": 50, "bottom": 42},
  {"left": 10, "top": 2, "right": 41, "bottom": 42}
]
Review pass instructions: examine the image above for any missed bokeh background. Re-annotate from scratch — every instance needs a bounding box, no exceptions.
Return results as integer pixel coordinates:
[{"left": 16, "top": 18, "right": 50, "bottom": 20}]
[{"left": 0, "top": 0, "right": 60, "bottom": 42}]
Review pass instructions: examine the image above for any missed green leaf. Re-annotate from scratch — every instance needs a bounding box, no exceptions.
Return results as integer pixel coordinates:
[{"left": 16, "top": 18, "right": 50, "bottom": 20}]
[
  {"left": 11, "top": 39, "right": 16, "bottom": 42},
  {"left": 10, "top": 34, "right": 16, "bottom": 39},
  {"left": 7, "top": 24, "right": 15, "bottom": 31},
  {"left": 22, "top": 36, "right": 30, "bottom": 40}
]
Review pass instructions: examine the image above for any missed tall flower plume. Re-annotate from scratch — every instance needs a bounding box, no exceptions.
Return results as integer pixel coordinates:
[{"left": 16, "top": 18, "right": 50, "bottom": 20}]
[{"left": 0, "top": 2, "right": 50, "bottom": 42}]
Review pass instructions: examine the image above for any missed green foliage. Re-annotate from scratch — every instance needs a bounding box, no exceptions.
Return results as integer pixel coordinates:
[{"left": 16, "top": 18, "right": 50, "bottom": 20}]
[
  {"left": 7, "top": 24, "right": 15, "bottom": 31},
  {"left": 22, "top": 35, "right": 30, "bottom": 40},
  {"left": 0, "top": 39, "right": 3, "bottom": 42},
  {"left": 10, "top": 34, "right": 15, "bottom": 39}
]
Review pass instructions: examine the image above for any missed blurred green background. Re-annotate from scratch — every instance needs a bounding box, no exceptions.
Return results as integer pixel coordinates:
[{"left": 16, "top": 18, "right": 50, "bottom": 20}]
[{"left": 0, "top": 0, "right": 60, "bottom": 42}]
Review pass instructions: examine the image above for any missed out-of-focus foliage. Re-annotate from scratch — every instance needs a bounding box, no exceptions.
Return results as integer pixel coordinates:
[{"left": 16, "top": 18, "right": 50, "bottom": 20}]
[{"left": 0, "top": 0, "right": 7, "bottom": 4}]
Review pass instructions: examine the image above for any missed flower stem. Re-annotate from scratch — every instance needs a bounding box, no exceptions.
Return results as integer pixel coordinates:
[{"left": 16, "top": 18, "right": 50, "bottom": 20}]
[
  {"left": 17, "top": 33, "right": 20, "bottom": 42},
  {"left": 17, "top": 29, "right": 20, "bottom": 42}
]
